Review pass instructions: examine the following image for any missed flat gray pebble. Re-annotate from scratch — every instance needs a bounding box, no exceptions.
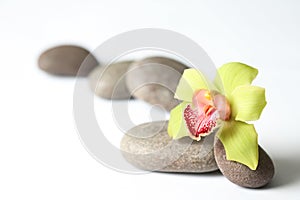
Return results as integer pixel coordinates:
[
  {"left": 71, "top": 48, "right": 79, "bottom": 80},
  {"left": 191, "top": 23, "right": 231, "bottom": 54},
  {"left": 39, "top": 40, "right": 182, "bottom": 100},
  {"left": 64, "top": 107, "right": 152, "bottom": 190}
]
[
  {"left": 38, "top": 45, "right": 98, "bottom": 76},
  {"left": 214, "top": 138, "right": 275, "bottom": 188},
  {"left": 89, "top": 61, "right": 132, "bottom": 99},
  {"left": 121, "top": 121, "right": 218, "bottom": 173},
  {"left": 125, "top": 57, "right": 188, "bottom": 111}
]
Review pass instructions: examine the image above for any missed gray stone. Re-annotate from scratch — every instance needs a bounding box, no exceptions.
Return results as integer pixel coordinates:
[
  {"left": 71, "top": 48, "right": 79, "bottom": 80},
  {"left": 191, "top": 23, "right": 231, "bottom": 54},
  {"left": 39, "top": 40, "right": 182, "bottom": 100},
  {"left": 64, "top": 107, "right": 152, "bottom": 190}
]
[
  {"left": 214, "top": 138, "right": 275, "bottom": 188},
  {"left": 125, "top": 57, "right": 188, "bottom": 111},
  {"left": 121, "top": 121, "right": 218, "bottom": 173},
  {"left": 38, "top": 45, "right": 98, "bottom": 76},
  {"left": 89, "top": 61, "right": 132, "bottom": 99}
]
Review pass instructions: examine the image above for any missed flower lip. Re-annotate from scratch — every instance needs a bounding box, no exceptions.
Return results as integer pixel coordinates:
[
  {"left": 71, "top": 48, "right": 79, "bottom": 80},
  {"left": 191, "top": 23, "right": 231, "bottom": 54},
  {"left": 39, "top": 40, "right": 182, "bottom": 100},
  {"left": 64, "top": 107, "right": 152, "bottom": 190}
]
[
  {"left": 183, "top": 104, "right": 219, "bottom": 141},
  {"left": 183, "top": 89, "right": 231, "bottom": 140}
]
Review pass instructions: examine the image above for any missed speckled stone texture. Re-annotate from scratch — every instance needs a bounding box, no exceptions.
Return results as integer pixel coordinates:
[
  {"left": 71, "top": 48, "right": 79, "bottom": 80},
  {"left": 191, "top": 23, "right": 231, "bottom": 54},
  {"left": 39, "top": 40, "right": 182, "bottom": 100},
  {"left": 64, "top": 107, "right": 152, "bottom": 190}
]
[
  {"left": 214, "top": 138, "right": 274, "bottom": 188},
  {"left": 89, "top": 61, "right": 133, "bottom": 99},
  {"left": 38, "top": 45, "right": 98, "bottom": 76},
  {"left": 125, "top": 57, "right": 188, "bottom": 111},
  {"left": 121, "top": 121, "right": 218, "bottom": 173}
]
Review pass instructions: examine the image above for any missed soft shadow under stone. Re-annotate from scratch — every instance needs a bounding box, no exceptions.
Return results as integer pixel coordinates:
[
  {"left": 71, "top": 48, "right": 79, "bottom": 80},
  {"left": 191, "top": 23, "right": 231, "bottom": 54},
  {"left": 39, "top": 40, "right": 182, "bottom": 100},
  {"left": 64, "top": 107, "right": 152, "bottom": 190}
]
[
  {"left": 266, "top": 154, "right": 300, "bottom": 189},
  {"left": 120, "top": 121, "right": 218, "bottom": 173}
]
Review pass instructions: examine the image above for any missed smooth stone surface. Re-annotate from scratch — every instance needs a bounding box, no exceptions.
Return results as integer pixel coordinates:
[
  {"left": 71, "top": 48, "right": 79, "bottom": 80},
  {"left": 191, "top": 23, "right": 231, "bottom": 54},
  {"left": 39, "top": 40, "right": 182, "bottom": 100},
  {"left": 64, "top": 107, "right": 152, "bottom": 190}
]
[
  {"left": 121, "top": 121, "right": 218, "bottom": 173},
  {"left": 38, "top": 45, "right": 98, "bottom": 76},
  {"left": 125, "top": 57, "right": 188, "bottom": 111},
  {"left": 89, "top": 61, "right": 132, "bottom": 99},
  {"left": 214, "top": 138, "right": 274, "bottom": 188}
]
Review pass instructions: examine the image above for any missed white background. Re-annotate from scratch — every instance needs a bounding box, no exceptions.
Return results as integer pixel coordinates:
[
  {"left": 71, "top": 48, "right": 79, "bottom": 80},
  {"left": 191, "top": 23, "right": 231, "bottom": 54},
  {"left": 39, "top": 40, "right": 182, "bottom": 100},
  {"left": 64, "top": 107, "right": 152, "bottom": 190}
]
[{"left": 1, "top": 0, "right": 300, "bottom": 199}]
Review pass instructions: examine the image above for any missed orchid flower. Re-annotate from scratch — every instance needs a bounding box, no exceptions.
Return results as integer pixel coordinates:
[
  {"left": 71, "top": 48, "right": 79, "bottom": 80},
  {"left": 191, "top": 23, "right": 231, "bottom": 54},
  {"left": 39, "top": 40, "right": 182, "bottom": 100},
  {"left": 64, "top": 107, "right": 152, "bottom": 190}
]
[{"left": 168, "top": 62, "right": 266, "bottom": 170}]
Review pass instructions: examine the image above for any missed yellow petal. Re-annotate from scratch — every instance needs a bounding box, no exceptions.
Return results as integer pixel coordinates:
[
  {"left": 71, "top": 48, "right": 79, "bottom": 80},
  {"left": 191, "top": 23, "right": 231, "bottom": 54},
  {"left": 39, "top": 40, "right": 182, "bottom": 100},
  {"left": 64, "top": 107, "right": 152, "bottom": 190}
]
[
  {"left": 168, "top": 102, "right": 190, "bottom": 139},
  {"left": 217, "top": 121, "right": 259, "bottom": 170},
  {"left": 231, "top": 85, "right": 267, "bottom": 122},
  {"left": 175, "top": 69, "right": 210, "bottom": 102},
  {"left": 215, "top": 62, "right": 258, "bottom": 96}
]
